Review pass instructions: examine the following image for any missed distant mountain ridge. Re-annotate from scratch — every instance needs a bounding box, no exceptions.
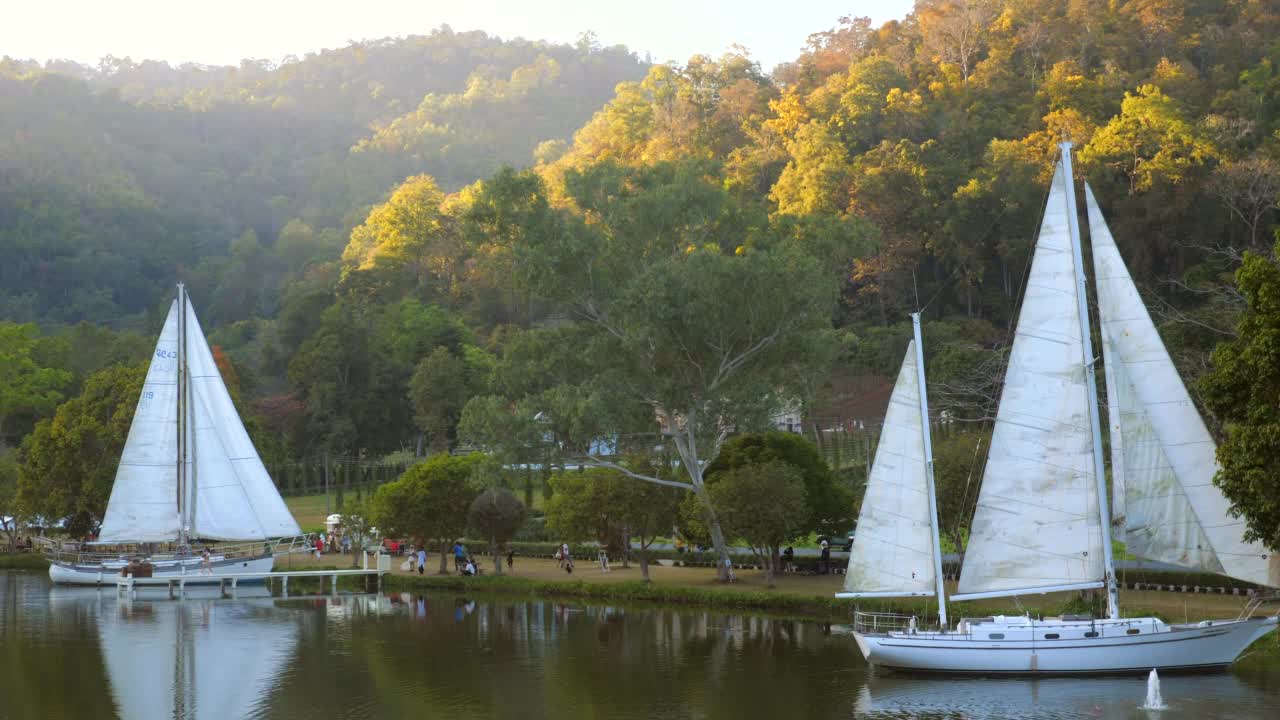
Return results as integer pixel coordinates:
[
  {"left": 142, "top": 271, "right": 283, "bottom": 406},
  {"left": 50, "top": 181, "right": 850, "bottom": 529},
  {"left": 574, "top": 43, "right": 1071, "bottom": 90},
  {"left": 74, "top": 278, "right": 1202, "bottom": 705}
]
[{"left": 0, "top": 28, "right": 647, "bottom": 325}]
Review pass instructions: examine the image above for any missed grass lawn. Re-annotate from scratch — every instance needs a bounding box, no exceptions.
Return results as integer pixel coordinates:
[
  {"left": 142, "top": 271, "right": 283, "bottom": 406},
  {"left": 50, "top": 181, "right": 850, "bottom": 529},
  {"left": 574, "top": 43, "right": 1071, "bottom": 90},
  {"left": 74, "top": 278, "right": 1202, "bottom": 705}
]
[
  {"left": 374, "top": 551, "right": 1256, "bottom": 622},
  {"left": 284, "top": 494, "right": 333, "bottom": 532}
]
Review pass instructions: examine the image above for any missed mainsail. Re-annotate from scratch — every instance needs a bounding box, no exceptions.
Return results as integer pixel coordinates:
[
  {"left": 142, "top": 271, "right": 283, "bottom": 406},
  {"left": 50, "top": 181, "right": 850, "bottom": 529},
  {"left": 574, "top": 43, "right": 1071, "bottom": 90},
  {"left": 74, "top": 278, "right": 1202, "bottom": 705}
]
[
  {"left": 99, "top": 302, "right": 183, "bottom": 542},
  {"left": 185, "top": 303, "right": 301, "bottom": 541},
  {"left": 1087, "top": 185, "right": 1280, "bottom": 588},
  {"left": 841, "top": 340, "right": 937, "bottom": 597},
  {"left": 98, "top": 287, "right": 301, "bottom": 543},
  {"left": 954, "top": 163, "right": 1107, "bottom": 601}
]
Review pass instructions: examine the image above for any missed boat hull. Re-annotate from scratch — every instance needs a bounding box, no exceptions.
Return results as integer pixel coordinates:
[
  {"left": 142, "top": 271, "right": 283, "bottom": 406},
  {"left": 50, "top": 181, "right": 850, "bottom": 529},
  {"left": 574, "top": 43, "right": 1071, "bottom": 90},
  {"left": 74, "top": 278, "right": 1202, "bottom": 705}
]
[
  {"left": 49, "top": 554, "right": 276, "bottom": 585},
  {"left": 855, "top": 616, "right": 1279, "bottom": 675}
]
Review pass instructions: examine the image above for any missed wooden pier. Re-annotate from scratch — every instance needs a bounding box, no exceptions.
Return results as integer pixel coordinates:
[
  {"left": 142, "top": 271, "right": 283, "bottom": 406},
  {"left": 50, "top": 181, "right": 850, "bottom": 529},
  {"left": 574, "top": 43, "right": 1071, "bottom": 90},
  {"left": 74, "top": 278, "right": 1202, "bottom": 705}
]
[{"left": 116, "top": 553, "right": 392, "bottom": 599}]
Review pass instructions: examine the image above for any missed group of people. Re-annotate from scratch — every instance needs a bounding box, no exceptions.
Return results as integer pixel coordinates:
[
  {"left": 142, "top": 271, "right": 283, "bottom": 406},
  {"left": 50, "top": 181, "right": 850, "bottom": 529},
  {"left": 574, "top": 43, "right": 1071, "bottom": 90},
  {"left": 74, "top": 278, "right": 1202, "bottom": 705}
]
[
  {"left": 450, "top": 541, "right": 478, "bottom": 576},
  {"left": 313, "top": 531, "right": 351, "bottom": 558},
  {"left": 391, "top": 540, "right": 517, "bottom": 577},
  {"left": 555, "top": 543, "right": 574, "bottom": 573}
]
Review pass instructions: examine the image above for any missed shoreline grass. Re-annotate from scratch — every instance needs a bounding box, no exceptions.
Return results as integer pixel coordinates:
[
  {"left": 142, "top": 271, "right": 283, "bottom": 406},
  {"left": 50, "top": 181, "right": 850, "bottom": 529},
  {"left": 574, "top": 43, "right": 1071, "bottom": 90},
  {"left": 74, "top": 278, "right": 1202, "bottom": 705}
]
[{"left": 0, "top": 553, "right": 50, "bottom": 570}]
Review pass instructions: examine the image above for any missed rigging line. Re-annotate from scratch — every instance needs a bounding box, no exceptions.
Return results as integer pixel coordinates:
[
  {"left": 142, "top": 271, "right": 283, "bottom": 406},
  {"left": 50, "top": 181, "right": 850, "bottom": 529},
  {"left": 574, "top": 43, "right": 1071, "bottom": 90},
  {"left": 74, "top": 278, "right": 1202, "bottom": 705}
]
[{"left": 914, "top": 263, "right": 966, "bottom": 317}]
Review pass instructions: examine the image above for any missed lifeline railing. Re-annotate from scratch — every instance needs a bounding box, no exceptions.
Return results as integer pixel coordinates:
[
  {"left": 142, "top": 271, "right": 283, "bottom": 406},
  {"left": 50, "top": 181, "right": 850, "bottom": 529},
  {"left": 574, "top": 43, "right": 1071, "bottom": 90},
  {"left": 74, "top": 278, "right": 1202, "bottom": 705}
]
[
  {"left": 37, "top": 534, "right": 314, "bottom": 566},
  {"left": 853, "top": 611, "right": 926, "bottom": 635},
  {"left": 1238, "top": 592, "right": 1280, "bottom": 621}
]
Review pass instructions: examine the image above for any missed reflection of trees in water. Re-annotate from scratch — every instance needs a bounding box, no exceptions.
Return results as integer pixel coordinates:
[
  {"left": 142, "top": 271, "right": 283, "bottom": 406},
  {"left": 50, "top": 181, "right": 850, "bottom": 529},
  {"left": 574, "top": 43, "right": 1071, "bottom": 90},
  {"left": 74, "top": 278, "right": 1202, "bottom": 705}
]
[
  {"left": 0, "top": 576, "right": 117, "bottom": 719},
  {"left": 316, "top": 594, "right": 865, "bottom": 718}
]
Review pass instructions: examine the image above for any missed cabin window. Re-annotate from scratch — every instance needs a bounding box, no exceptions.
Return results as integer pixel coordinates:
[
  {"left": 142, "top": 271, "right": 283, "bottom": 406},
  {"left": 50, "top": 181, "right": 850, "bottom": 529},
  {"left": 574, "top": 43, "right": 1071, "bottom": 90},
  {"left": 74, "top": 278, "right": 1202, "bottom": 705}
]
[
  {"left": 1127, "top": 629, "right": 1141, "bottom": 635},
  {"left": 988, "top": 633, "right": 1005, "bottom": 640},
  {"left": 1084, "top": 631, "right": 1098, "bottom": 638},
  {"left": 1043, "top": 633, "right": 1060, "bottom": 640}
]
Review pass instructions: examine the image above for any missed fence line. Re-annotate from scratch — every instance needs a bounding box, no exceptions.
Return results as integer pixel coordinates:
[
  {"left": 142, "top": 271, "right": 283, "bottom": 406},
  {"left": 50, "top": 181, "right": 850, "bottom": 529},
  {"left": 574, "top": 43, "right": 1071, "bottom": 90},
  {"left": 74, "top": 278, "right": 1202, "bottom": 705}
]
[{"left": 269, "top": 454, "right": 416, "bottom": 498}]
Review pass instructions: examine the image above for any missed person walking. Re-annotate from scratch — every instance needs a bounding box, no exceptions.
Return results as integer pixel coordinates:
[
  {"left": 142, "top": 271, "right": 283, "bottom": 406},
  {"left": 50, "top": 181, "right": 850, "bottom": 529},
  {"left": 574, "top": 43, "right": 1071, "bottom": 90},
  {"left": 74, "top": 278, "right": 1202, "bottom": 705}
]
[
  {"left": 819, "top": 539, "right": 831, "bottom": 575},
  {"left": 506, "top": 549, "right": 514, "bottom": 573},
  {"left": 416, "top": 546, "right": 427, "bottom": 575}
]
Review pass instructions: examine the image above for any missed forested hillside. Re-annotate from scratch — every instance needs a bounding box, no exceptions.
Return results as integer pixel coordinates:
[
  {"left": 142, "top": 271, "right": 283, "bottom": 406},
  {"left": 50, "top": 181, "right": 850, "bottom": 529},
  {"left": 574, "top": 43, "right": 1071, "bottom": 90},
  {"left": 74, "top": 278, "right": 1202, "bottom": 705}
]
[
  {"left": 7, "top": 1, "right": 1280, "bottom": 545},
  {"left": 0, "top": 28, "right": 645, "bottom": 325}
]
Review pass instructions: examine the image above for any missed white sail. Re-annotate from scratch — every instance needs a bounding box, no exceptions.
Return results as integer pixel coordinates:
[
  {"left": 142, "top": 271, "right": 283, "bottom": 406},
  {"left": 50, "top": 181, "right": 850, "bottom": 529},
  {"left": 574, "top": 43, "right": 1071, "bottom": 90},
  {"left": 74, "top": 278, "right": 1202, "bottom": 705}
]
[
  {"left": 1087, "top": 185, "right": 1279, "bottom": 588},
  {"left": 184, "top": 302, "right": 302, "bottom": 541},
  {"left": 100, "top": 603, "right": 180, "bottom": 720},
  {"left": 954, "top": 164, "right": 1106, "bottom": 601},
  {"left": 191, "top": 602, "right": 300, "bottom": 719},
  {"left": 841, "top": 341, "right": 937, "bottom": 597},
  {"left": 100, "top": 599, "right": 298, "bottom": 720},
  {"left": 99, "top": 302, "right": 183, "bottom": 542}
]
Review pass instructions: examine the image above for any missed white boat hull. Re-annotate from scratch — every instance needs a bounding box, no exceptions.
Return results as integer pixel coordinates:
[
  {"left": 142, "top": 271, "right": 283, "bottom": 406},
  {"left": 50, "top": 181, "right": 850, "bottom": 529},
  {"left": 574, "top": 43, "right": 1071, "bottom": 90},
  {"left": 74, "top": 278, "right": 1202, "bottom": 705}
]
[
  {"left": 49, "top": 554, "right": 276, "bottom": 585},
  {"left": 855, "top": 616, "right": 1279, "bottom": 675}
]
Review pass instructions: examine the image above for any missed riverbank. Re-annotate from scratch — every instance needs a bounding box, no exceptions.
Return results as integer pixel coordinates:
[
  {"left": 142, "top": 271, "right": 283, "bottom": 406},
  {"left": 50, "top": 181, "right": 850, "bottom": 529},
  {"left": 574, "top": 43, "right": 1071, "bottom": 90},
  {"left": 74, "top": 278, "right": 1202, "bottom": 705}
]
[
  {"left": 381, "top": 555, "right": 1259, "bottom": 622},
  {"left": 0, "top": 553, "right": 48, "bottom": 570},
  {"left": 383, "top": 556, "right": 1280, "bottom": 670}
]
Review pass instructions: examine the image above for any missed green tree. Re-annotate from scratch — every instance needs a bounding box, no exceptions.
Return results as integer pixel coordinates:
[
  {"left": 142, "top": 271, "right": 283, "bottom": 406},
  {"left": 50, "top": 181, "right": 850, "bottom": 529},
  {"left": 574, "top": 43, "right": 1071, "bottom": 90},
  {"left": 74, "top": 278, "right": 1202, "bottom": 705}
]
[
  {"left": 704, "top": 431, "right": 852, "bottom": 541},
  {"left": 468, "top": 164, "right": 846, "bottom": 580},
  {"left": 546, "top": 466, "right": 681, "bottom": 582},
  {"left": 0, "top": 451, "right": 19, "bottom": 550},
  {"left": 340, "top": 496, "right": 376, "bottom": 567},
  {"left": 0, "top": 322, "right": 72, "bottom": 448},
  {"left": 408, "top": 347, "right": 468, "bottom": 454},
  {"left": 707, "top": 460, "right": 809, "bottom": 587},
  {"left": 1199, "top": 245, "right": 1280, "bottom": 550},
  {"left": 467, "top": 486, "right": 527, "bottom": 575},
  {"left": 369, "top": 452, "right": 482, "bottom": 573},
  {"left": 16, "top": 363, "right": 145, "bottom": 537},
  {"left": 1082, "top": 84, "right": 1217, "bottom": 195}
]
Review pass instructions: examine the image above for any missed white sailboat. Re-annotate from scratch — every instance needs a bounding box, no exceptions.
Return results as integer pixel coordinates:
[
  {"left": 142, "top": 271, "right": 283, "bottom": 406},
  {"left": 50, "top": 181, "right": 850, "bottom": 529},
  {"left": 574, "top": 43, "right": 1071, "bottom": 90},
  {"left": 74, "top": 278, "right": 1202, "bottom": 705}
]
[
  {"left": 838, "top": 143, "right": 1279, "bottom": 674},
  {"left": 44, "top": 284, "right": 307, "bottom": 584}
]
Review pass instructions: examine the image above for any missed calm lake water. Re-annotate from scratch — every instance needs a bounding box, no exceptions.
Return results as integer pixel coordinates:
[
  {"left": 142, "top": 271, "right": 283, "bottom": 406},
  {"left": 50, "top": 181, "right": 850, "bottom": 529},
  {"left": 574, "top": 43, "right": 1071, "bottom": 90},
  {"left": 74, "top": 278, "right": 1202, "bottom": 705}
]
[{"left": 2, "top": 570, "right": 1278, "bottom": 719}]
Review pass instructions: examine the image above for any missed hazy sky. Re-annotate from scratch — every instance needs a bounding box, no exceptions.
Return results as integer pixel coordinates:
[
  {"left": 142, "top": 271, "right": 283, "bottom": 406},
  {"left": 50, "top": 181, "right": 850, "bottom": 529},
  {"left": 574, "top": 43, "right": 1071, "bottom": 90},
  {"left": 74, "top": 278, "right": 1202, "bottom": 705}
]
[{"left": 3, "top": 0, "right": 916, "bottom": 71}]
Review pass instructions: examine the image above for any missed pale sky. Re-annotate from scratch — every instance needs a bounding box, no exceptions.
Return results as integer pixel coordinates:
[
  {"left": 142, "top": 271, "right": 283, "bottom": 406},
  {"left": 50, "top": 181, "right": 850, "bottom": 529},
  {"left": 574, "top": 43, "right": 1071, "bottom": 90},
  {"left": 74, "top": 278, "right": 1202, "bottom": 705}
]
[{"left": 2, "top": 1, "right": 916, "bottom": 72}]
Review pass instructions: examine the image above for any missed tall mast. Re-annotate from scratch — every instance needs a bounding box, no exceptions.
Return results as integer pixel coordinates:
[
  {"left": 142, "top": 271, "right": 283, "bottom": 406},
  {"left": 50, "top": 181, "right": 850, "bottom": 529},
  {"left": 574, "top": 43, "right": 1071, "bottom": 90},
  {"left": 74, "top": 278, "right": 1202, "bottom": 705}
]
[
  {"left": 176, "top": 283, "right": 189, "bottom": 546},
  {"left": 1059, "top": 142, "right": 1120, "bottom": 619},
  {"left": 912, "top": 312, "right": 949, "bottom": 628}
]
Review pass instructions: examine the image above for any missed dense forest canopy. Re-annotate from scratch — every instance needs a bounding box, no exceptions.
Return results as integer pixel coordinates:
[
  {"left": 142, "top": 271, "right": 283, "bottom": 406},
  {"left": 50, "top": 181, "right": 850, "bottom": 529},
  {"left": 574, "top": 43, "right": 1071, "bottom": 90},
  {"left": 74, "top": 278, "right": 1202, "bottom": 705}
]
[
  {"left": 0, "top": 27, "right": 646, "bottom": 326},
  {"left": 6, "top": 1, "right": 1280, "bottom": 547}
]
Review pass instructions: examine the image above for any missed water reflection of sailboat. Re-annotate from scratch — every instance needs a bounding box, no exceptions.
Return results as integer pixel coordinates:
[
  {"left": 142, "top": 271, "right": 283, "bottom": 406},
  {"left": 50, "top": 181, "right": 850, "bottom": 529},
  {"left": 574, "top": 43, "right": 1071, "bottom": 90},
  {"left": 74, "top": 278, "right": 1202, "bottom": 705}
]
[
  {"left": 95, "top": 596, "right": 298, "bottom": 719},
  {"left": 852, "top": 672, "right": 1259, "bottom": 719}
]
